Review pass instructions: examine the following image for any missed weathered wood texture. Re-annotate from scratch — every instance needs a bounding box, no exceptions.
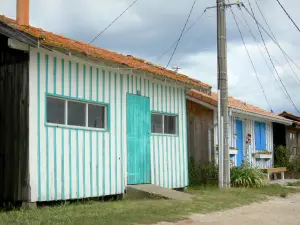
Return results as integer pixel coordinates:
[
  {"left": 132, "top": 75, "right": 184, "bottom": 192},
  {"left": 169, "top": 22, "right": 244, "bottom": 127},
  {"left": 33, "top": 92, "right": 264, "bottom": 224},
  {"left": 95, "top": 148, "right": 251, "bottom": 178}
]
[
  {"left": 286, "top": 127, "right": 300, "bottom": 156},
  {"left": 187, "top": 100, "right": 214, "bottom": 164},
  {"left": 0, "top": 34, "right": 29, "bottom": 202}
]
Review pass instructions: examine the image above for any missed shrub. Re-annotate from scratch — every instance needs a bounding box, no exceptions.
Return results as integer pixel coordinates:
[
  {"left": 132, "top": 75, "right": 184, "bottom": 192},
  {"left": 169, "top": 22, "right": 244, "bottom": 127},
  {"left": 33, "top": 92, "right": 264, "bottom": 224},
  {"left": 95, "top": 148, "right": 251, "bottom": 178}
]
[
  {"left": 231, "top": 163, "right": 267, "bottom": 188},
  {"left": 288, "top": 156, "right": 300, "bottom": 172},
  {"left": 188, "top": 157, "right": 218, "bottom": 186},
  {"left": 274, "top": 145, "right": 290, "bottom": 168}
]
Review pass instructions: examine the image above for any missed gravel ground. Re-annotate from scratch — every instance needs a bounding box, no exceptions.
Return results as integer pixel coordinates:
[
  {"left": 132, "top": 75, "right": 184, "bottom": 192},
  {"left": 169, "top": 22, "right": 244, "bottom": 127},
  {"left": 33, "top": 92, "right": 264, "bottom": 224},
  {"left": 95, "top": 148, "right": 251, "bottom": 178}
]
[{"left": 154, "top": 194, "right": 300, "bottom": 225}]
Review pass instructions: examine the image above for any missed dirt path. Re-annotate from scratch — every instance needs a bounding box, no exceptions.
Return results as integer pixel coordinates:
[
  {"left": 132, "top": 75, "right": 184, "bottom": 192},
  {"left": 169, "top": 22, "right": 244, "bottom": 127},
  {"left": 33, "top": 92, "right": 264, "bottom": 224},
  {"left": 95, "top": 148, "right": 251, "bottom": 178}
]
[{"left": 155, "top": 194, "right": 300, "bottom": 225}]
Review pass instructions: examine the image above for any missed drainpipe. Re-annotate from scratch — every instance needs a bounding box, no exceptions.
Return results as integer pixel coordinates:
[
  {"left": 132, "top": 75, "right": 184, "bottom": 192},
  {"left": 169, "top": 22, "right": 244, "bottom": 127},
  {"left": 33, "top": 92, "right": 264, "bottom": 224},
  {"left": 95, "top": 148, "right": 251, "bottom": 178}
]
[{"left": 208, "top": 123, "right": 218, "bottom": 163}]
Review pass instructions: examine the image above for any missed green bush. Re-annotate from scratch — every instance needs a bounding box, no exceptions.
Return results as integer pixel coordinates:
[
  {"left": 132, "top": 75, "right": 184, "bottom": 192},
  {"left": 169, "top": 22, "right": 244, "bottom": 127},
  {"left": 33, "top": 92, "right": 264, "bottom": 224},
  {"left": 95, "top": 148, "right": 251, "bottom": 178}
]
[
  {"left": 188, "top": 157, "right": 218, "bottom": 186},
  {"left": 274, "top": 145, "right": 290, "bottom": 168},
  {"left": 231, "top": 164, "right": 267, "bottom": 188},
  {"left": 288, "top": 156, "right": 300, "bottom": 172}
]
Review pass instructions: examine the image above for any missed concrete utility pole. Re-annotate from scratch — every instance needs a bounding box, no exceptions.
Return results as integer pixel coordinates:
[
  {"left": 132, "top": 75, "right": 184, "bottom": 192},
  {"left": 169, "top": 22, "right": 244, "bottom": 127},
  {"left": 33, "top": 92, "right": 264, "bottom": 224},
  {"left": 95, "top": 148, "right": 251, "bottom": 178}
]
[{"left": 217, "top": 0, "right": 230, "bottom": 188}]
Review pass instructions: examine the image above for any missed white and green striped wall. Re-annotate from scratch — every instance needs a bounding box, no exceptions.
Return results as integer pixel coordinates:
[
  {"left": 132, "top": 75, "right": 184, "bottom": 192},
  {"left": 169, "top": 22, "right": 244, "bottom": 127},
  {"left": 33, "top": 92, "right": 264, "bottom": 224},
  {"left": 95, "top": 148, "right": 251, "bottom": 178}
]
[{"left": 28, "top": 47, "right": 188, "bottom": 202}]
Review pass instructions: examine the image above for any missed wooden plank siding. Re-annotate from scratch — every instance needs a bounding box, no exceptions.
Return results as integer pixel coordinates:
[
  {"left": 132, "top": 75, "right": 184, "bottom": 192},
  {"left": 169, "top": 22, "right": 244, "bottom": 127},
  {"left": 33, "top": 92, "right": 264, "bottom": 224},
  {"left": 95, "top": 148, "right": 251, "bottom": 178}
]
[
  {"left": 187, "top": 100, "right": 214, "bottom": 164},
  {"left": 0, "top": 34, "right": 29, "bottom": 202}
]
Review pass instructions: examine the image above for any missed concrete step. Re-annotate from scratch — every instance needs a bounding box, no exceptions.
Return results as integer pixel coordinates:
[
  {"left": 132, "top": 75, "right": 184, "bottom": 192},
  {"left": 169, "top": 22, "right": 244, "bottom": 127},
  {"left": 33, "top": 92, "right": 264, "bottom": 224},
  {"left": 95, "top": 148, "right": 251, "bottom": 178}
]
[{"left": 126, "top": 184, "right": 194, "bottom": 201}]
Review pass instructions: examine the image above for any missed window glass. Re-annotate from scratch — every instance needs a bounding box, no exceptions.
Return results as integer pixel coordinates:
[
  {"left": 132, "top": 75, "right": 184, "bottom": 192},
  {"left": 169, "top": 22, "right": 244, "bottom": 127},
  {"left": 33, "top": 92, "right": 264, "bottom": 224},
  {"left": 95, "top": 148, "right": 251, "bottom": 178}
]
[
  {"left": 68, "top": 101, "right": 86, "bottom": 127},
  {"left": 164, "top": 115, "right": 177, "bottom": 134},
  {"left": 151, "top": 114, "right": 163, "bottom": 133},
  {"left": 88, "top": 104, "right": 105, "bottom": 128},
  {"left": 47, "top": 97, "right": 65, "bottom": 124}
]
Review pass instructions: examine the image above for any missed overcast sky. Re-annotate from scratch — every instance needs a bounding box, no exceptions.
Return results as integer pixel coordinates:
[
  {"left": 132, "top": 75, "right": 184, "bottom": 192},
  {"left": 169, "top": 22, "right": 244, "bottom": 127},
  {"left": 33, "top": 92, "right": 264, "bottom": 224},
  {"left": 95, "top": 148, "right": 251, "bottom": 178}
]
[{"left": 1, "top": 0, "right": 300, "bottom": 114}]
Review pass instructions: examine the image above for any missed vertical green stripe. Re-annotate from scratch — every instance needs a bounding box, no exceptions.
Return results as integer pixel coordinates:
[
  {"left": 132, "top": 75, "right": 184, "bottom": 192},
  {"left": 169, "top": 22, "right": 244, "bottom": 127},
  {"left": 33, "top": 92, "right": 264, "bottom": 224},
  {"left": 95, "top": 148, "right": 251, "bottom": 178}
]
[
  {"left": 54, "top": 127, "right": 57, "bottom": 200},
  {"left": 114, "top": 73, "right": 118, "bottom": 193},
  {"left": 69, "top": 61, "right": 72, "bottom": 198},
  {"left": 69, "top": 130, "right": 72, "bottom": 199},
  {"left": 173, "top": 87, "right": 176, "bottom": 188},
  {"left": 45, "top": 54, "right": 50, "bottom": 200},
  {"left": 61, "top": 128, "right": 65, "bottom": 199},
  {"left": 83, "top": 65, "right": 86, "bottom": 98},
  {"left": 102, "top": 70, "right": 106, "bottom": 196},
  {"left": 61, "top": 59, "right": 64, "bottom": 95},
  {"left": 37, "top": 52, "right": 41, "bottom": 201},
  {"left": 121, "top": 75, "right": 124, "bottom": 192},
  {"left": 83, "top": 131, "right": 86, "bottom": 197},
  {"left": 76, "top": 63, "right": 79, "bottom": 98},
  {"left": 161, "top": 84, "right": 164, "bottom": 187},
  {"left": 131, "top": 75, "right": 133, "bottom": 93},
  {"left": 169, "top": 86, "right": 173, "bottom": 188},
  {"left": 177, "top": 88, "right": 181, "bottom": 187},
  {"left": 180, "top": 89, "right": 184, "bottom": 187},
  {"left": 165, "top": 86, "right": 168, "bottom": 188},
  {"left": 144, "top": 79, "right": 146, "bottom": 96},
  {"left": 140, "top": 77, "right": 142, "bottom": 94},
  {"left": 96, "top": 69, "right": 99, "bottom": 196},
  {"left": 69, "top": 61, "right": 72, "bottom": 96},
  {"left": 90, "top": 66, "right": 93, "bottom": 100},
  {"left": 61, "top": 59, "right": 65, "bottom": 199},
  {"left": 76, "top": 130, "right": 80, "bottom": 198},
  {"left": 184, "top": 90, "right": 188, "bottom": 186},
  {"left": 135, "top": 76, "right": 137, "bottom": 94},
  {"left": 152, "top": 82, "right": 155, "bottom": 184},
  {"left": 90, "top": 131, "right": 93, "bottom": 196},
  {"left": 109, "top": 71, "right": 112, "bottom": 194},
  {"left": 127, "top": 74, "right": 129, "bottom": 92},
  {"left": 53, "top": 57, "right": 57, "bottom": 94}
]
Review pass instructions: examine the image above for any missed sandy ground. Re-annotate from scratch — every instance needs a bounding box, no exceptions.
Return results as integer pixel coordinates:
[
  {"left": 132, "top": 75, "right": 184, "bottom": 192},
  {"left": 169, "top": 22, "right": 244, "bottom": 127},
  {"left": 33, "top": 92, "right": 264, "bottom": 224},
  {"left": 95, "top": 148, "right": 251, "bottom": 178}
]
[{"left": 155, "top": 194, "right": 300, "bottom": 225}]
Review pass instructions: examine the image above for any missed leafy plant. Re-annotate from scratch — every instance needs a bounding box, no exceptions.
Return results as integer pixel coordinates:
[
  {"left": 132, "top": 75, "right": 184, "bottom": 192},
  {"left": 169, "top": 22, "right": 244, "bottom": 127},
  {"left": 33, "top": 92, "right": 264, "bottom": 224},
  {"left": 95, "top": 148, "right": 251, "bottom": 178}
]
[
  {"left": 188, "top": 157, "right": 218, "bottom": 186},
  {"left": 288, "top": 156, "right": 300, "bottom": 172},
  {"left": 274, "top": 145, "right": 290, "bottom": 168},
  {"left": 230, "top": 163, "right": 267, "bottom": 188}
]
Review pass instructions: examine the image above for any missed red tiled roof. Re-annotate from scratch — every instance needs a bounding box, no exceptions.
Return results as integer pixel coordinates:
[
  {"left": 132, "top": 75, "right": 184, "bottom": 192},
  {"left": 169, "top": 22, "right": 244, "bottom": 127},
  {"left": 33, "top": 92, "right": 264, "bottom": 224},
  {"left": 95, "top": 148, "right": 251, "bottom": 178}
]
[
  {"left": 0, "top": 15, "right": 211, "bottom": 92},
  {"left": 279, "top": 111, "right": 300, "bottom": 121},
  {"left": 189, "top": 89, "right": 293, "bottom": 123}
]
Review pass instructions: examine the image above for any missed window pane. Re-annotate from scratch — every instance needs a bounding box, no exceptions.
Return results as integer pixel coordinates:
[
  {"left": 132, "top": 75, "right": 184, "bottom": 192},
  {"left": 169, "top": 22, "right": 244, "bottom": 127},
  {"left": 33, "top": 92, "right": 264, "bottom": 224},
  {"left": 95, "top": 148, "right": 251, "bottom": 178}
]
[
  {"left": 47, "top": 97, "right": 65, "bottom": 124},
  {"left": 68, "top": 101, "right": 86, "bottom": 127},
  {"left": 151, "top": 114, "right": 163, "bottom": 133},
  {"left": 88, "top": 104, "right": 105, "bottom": 129},
  {"left": 164, "top": 115, "right": 177, "bottom": 134}
]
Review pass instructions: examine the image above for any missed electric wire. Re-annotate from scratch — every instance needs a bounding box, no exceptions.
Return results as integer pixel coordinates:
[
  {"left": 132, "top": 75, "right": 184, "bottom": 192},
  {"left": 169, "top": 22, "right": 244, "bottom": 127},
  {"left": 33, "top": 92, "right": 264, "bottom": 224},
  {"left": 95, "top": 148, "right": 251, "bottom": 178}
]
[
  {"left": 276, "top": 0, "right": 300, "bottom": 33},
  {"left": 166, "top": 0, "right": 198, "bottom": 68},
  {"left": 253, "top": 0, "right": 300, "bottom": 83},
  {"left": 88, "top": 0, "right": 140, "bottom": 44},
  {"left": 241, "top": 4, "right": 300, "bottom": 113},
  {"left": 228, "top": 7, "right": 273, "bottom": 112}
]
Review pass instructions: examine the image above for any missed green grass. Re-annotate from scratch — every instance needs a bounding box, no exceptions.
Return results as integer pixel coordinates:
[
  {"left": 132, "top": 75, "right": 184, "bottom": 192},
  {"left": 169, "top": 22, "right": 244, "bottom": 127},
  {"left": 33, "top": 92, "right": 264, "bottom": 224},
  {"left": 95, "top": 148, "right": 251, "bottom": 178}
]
[
  {"left": 0, "top": 185, "right": 299, "bottom": 225},
  {"left": 287, "top": 181, "right": 300, "bottom": 186}
]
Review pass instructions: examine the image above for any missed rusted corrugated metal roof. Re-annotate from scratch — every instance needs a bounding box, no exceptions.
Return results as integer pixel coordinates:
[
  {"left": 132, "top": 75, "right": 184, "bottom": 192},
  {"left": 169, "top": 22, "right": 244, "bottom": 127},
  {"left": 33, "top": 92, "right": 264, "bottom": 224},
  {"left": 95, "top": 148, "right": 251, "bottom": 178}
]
[
  {"left": 0, "top": 15, "right": 211, "bottom": 92},
  {"left": 189, "top": 89, "right": 293, "bottom": 123}
]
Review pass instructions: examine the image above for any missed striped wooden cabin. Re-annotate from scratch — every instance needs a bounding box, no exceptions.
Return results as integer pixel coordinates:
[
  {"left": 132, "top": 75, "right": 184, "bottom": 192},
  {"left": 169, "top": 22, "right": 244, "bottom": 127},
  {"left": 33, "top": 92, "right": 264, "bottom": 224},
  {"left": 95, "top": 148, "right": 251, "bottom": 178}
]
[{"left": 0, "top": 13, "right": 211, "bottom": 203}]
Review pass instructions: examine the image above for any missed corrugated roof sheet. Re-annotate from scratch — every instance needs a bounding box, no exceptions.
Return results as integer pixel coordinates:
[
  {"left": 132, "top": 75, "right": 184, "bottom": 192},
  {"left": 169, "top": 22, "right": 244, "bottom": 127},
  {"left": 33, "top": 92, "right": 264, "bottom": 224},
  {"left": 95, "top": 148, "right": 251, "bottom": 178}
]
[
  {"left": 0, "top": 15, "right": 211, "bottom": 92},
  {"left": 189, "top": 89, "right": 292, "bottom": 123}
]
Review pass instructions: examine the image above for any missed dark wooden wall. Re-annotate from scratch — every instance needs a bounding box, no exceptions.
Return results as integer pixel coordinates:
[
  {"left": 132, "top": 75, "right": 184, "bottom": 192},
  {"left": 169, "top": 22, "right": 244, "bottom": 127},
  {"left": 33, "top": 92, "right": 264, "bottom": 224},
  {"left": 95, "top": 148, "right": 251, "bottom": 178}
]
[
  {"left": 0, "top": 34, "right": 29, "bottom": 202},
  {"left": 187, "top": 100, "right": 214, "bottom": 164}
]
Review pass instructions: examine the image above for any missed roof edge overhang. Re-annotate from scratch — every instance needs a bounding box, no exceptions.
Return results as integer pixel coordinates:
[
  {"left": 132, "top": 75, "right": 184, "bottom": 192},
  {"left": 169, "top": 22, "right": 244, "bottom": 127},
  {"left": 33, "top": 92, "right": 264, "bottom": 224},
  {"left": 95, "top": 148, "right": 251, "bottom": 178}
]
[
  {"left": 186, "top": 95, "right": 217, "bottom": 111},
  {"left": 231, "top": 108, "right": 293, "bottom": 125}
]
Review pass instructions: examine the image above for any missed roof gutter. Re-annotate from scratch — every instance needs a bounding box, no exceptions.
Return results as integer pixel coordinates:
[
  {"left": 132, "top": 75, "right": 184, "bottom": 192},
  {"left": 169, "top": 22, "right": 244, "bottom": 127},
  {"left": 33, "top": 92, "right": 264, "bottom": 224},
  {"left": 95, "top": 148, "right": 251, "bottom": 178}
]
[{"left": 230, "top": 108, "right": 293, "bottom": 125}]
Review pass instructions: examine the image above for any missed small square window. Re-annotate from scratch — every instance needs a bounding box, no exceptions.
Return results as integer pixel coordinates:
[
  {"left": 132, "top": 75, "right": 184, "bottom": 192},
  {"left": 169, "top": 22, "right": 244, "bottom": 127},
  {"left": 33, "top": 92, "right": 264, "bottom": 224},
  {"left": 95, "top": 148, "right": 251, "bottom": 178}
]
[
  {"left": 152, "top": 114, "right": 163, "bottom": 133},
  {"left": 88, "top": 104, "right": 106, "bottom": 129},
  {"left": 68, "top": 101, "right": 86, "bottom": 127},
  {"left": 47, "top": 97, "right": 65, "bottom": 124},
  {"left": 164, "top": 115, "right": 177, "bottom": 134}
]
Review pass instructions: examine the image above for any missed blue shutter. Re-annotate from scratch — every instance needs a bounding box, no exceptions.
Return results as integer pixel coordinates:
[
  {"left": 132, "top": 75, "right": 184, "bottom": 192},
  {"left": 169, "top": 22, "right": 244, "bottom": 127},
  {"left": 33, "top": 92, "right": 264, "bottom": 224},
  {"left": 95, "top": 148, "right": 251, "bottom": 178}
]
[
  {"left": 260, "top": 123, "right": 266, "bottom": 150},
  {"left": 255, "top": 122, "right": 261, "bottom": 150}
]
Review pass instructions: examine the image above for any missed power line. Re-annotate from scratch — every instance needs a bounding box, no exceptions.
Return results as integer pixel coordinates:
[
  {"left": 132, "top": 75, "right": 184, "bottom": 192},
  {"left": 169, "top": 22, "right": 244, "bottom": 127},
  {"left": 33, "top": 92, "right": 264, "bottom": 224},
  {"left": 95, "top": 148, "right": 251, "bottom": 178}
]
[
  {"left": 166, "top": 0, "right": 198, "bottom": 68},
  {"left": 242, "top": 3, "right": 300, "bottom": 114},
  {"left": 88, "top": 0, "right": 140, "bottom": 44},
  {"left": 253, "top": 0, "right": 300, "bottom": 84},
  {"left": 228, "top": 6, "right": 273, "bottom": 112},
  {"left": 154, "top": 9, "right": 206, "bottom": 64},
  {"left": 232, "top": 8, "right": 288, "bottom": 99},
  {"left": 276, "top": 0, "right": 300, "bottom": 33},
  {"left": 242, "top": 3, "right": 300, "bottom": 73}
]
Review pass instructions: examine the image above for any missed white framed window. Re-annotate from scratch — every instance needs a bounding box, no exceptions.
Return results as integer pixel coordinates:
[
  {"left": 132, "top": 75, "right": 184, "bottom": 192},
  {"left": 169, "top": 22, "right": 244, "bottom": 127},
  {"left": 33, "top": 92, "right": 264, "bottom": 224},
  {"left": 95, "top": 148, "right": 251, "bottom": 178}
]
[
  {"left": 46, "top": 95, "right": 108, "bottom": 130},
  {"left": 151, "top": 113, "right": 177, "bottom": 135}
]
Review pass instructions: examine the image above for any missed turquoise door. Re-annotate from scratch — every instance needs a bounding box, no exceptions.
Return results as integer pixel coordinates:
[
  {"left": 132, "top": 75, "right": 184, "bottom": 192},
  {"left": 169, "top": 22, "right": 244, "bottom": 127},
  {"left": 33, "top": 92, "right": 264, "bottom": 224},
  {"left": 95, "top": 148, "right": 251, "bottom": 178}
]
[
  {"left": 236, "top": 120, "right": 244, "bottom": 166},
  {"left": 126, "top": 93, "right": 151, "bottom": 184}
]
